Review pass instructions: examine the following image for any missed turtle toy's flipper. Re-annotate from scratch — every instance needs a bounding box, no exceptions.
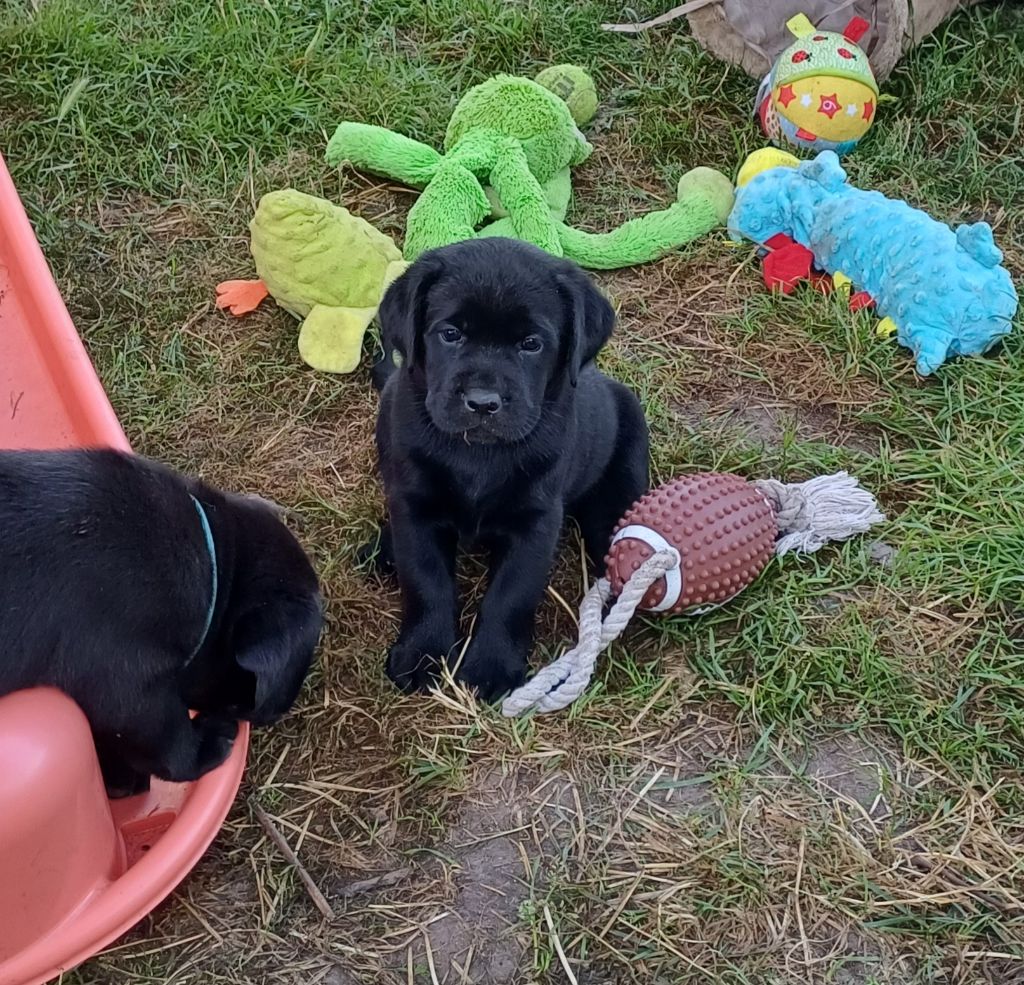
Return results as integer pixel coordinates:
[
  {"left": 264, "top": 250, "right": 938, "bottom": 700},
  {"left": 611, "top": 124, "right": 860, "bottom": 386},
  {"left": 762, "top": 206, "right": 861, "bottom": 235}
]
[
  {"left": 298, "top": 304, "right": 378, "bottom": 375},
  {"left": 326, "top": 122, "right": 443, "bottom": 189},
  {"left": 556, "top": 167, "right": 735, "bottom": 270},
  {"left": 906, "top": 323, "right": 955, "bottom": 378},
  {"left": 297, "top": 260, "right": 408, "bottom": 373},
  {"left": 215, "top": 278, "right": 269, "bottom": 316}
]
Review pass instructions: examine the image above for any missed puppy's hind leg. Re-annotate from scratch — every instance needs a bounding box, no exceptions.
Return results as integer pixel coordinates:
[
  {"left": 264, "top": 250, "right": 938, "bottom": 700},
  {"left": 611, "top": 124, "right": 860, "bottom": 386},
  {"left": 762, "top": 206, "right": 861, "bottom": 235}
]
[
  {"left": 357, "top": 520, "right": 395, "bottom": 576},
  {"left": 573, "top": 405, "right": 649, "bottom": 572}
]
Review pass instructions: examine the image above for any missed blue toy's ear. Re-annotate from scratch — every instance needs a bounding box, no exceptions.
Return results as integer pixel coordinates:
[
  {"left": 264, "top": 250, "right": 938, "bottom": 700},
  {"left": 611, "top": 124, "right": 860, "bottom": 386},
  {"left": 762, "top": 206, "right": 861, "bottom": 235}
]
[
  {"left": 956, "top": 222, "right": 1003, "bottom": 268},
  {"left": 800, "top": 151, "right": 847, "bottom": 192}
]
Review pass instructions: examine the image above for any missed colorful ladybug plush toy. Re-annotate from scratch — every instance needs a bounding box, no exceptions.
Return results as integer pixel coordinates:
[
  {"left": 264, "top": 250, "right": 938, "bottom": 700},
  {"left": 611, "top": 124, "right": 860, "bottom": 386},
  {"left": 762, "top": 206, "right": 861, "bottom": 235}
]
[{"left": 756, "top": 13, "right": 878, "bottom": 157}]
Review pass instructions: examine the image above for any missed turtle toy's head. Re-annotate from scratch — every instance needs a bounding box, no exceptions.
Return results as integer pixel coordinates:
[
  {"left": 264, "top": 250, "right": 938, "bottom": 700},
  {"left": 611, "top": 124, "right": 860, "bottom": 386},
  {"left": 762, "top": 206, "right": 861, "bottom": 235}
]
[
  {"left": 445, "top": 72, "right": 593, "bottom": 183},
  {"left": 728, "top": 149, "right": 847, "bottom": 246}
]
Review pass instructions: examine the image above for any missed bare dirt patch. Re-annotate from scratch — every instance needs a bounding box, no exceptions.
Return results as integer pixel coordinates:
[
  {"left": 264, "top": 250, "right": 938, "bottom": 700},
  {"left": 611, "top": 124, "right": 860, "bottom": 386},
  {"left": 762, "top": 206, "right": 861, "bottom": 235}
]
[
  {"left": 672, "top": 393, "right": 880, "bottom": 456},
  {"left": 386, "top": 765, "right": 582, "bottom": 983},
  {"left": 803, "top": 733, "right": 895, "bottom": 812},
  {"left": 403, "top": 767, "right": 530, "bottom": 983}
]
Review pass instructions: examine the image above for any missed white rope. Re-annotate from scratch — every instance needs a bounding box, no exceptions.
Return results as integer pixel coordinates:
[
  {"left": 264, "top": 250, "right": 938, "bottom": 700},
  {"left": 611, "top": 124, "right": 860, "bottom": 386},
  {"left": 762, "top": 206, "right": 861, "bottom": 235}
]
[
  {"left": 753, "top": 471, "right": 885, "bottom": 556},
  {"left": 610, "top": 524, "right": 681, "bottom": 611},
  {"left": 501, "top": 547, "right": 680, "bottom": 717}
]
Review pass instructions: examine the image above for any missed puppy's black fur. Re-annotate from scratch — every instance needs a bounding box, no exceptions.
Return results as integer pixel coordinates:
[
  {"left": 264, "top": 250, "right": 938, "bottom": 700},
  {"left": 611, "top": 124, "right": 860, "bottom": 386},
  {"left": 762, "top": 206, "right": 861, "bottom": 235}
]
[
  {"left": 368, "top": 238, "right": 649, "bottom": 700},
  {"left": 0, "top": 449, "right": 322, "bottom": 796}
]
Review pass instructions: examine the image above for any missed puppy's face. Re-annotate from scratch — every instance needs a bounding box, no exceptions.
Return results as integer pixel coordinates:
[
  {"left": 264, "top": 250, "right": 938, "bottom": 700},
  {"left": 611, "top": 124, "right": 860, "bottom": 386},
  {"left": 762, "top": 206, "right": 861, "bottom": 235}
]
[
  {"left": 379, "top": 239, "right": 615, "bottom": 444},
  {"left": 187, "top": 495, "right": 323, "bottom": 726},
  {"left": 423, "top": 292, "right": 561, "bottom": 443}
]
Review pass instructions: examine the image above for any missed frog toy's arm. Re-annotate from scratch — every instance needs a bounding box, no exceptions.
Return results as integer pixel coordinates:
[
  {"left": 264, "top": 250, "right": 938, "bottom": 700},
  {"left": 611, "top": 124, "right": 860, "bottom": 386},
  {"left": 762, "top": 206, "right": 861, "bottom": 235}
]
[
  {"left": 326, "top": 122, "right": 443, "bottom": 189},
  {"left": 558, "top": 168, "right": 734, "bottom": 269},
  {"left": 481, "top": 166, "right": 734, "bottom": 269}
]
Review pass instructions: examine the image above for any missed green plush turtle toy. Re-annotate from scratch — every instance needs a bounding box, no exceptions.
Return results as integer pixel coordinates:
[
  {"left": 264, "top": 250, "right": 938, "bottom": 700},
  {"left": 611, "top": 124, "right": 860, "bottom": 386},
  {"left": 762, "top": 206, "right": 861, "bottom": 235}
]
[
  {"left": 325, "top": 65, "right": 735, "bottom": 268},
  {"left": 215, "top": 190, "right": 408, "bottom": 373}
]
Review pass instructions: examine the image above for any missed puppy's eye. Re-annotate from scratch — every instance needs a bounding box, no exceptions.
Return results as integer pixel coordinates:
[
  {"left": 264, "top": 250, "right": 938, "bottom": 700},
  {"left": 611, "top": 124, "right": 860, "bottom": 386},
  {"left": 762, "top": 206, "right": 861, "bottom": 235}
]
[
  {"left": 520, "top": 336, "right": 543, "bottom": 353},
  {"left": 440, "top": 326, "right": 463, "bottom": 344}
]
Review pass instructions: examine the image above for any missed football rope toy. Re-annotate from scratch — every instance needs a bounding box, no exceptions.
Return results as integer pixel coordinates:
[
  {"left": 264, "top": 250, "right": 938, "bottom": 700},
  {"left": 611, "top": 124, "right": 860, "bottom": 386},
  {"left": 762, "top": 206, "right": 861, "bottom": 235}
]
[{"left": 502, "top": 471, "right": 884, "bottom": 717}]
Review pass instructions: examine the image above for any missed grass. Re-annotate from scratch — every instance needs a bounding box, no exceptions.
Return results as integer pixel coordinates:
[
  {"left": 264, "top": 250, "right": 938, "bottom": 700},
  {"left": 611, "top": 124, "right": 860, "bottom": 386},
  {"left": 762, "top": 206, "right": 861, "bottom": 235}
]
[{"left": 3, "top": 0, "right": 1024, "bottom": 982}]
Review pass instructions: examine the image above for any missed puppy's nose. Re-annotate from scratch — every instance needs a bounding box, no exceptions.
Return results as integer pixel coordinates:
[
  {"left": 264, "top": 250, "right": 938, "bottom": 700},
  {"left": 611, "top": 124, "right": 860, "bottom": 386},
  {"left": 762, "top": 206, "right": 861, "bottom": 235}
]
[{"left": 463, "top": 388, "right": 502, "bottom": 416}]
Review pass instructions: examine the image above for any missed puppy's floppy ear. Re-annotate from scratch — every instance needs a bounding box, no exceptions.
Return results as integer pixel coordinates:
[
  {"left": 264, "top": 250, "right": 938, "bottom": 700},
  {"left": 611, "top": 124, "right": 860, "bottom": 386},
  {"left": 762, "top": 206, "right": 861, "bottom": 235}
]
[
  {"left": 233, "top": 594, "right": 323, "bottom": 726},
  {"left": 555, "top": 263, "right": 616, "bottom": 386},
  {"left": 377, "top": 254, "right": 442, "bottom": 373}
]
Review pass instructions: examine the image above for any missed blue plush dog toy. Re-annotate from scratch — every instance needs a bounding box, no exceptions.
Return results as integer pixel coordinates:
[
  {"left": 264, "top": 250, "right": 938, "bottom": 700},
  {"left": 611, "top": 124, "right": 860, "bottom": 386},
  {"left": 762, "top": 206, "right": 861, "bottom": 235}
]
[{"left": 729, "top": 149, "right": 1018, "bottom": 376}]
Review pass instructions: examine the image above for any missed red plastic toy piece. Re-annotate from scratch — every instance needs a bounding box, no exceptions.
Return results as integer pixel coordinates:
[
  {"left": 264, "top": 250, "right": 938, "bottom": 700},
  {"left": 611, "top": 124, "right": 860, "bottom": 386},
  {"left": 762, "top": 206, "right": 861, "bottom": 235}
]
[
  {"left": 843, "top": 16, "right": 870, "bottom": 43},
  {"left": 848, "top": 290, "right": 876, "bottom": 312},
  {"left": 758, "top": 233, "right": 886, "bottom": 313},
  {"left": 761, "top": 234, "right": 831, "bottom": 295}
]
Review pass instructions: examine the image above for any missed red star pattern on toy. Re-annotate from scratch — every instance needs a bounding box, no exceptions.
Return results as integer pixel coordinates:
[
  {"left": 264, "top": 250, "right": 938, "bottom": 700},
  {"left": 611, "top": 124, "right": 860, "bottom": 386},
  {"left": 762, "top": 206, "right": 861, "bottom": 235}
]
[
  {"left": 777, "top": 84, "right": 796, "bottom": 108},
  {"left": 863, "top": 99, "right": 875, "bottom": 121},
  {"left": 818, "top": 94, "right": 841, "bottom": 118}
]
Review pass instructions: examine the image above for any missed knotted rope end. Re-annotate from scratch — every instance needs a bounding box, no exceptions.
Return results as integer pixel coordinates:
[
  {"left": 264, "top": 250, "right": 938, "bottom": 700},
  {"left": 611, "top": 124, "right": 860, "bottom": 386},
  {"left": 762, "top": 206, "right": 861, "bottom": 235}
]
[{"left": 754, "top": 471, "right": 885, "bottom": 556}]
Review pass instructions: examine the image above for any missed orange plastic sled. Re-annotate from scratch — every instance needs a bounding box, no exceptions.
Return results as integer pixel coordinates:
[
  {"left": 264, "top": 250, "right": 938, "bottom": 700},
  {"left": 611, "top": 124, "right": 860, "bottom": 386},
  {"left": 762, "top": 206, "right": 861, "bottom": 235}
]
[{"left": 0, "top": 152, "right": 249, "bottom": 985}]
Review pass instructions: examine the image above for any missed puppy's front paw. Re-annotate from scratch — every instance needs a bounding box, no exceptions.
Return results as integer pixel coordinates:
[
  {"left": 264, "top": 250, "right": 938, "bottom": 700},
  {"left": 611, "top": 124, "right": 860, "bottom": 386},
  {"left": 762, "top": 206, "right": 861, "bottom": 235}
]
[
  {"left": 100, "top": 755, "right": 152, "bottom": 799},
  {"left": 194, "top": 715, "right": 239, "bottom": 774},
  {"left": 386, "top": 633, "right": 449, "bottom": 693},
  {"left": 455, "top": 638, "right": 528, "bottom": 703}
]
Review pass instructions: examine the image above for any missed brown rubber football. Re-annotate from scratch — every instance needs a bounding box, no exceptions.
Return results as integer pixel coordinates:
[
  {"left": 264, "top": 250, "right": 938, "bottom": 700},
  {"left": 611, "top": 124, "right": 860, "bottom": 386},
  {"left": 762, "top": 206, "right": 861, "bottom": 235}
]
[{"left": 604, "top": 473, "right": 778, "bottom": 615}]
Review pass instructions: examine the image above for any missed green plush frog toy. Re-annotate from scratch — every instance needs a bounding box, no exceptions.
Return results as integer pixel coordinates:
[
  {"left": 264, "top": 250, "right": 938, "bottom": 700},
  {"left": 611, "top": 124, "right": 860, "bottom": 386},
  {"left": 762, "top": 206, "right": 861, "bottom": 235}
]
[{"left": 325, "top": 65, "right": 735, "bottom": 268}]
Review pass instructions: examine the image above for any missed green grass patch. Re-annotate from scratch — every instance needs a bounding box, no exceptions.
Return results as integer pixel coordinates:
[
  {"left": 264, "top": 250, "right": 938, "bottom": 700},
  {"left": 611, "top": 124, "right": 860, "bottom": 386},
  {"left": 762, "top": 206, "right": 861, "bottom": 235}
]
[{"left": 3, "top": 0, "right": 1024, "bottom": 981}]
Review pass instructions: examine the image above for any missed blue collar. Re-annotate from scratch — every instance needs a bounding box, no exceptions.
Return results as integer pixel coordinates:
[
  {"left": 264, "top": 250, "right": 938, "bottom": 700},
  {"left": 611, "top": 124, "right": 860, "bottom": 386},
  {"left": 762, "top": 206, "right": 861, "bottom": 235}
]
[{"left": 186, "top": 495, "right": 218, "bottom": 666}]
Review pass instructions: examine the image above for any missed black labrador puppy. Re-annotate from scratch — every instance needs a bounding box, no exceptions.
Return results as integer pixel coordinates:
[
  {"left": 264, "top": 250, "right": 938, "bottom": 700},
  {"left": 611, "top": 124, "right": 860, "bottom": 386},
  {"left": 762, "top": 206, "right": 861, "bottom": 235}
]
[
  {"left": 0, "top": 449, "right": 322, "bottom": 796},
  {"left": 368, "top": 237, "right": 649, "bottom": 700}
]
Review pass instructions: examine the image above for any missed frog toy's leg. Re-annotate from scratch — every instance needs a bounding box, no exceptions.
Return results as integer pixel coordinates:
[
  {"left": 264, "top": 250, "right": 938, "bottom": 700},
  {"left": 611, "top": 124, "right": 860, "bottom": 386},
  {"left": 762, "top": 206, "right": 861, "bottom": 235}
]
[
  {"left": 325, "top": 123, "right": 443, "bottom": 189},
  {"left": 480, "top": 168, "right": 572, "bottom": 246},
  {"left": 215, "top": 278, "right": 269, "bottom": 315},
  {"left": 298, "top": 304, "right": 378, "bottom": 374},
  {"left": 403, "top": 161, "right": 493, "bottom": 260},
  {"left": 555, "top": 168, "right": 735, "bottom": 270},
  {"left": 486, "top": 139, "right": 564, "bottom": 256},
  {"left": 485, "top": 166, "right": 572, "bottom": 221}
]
